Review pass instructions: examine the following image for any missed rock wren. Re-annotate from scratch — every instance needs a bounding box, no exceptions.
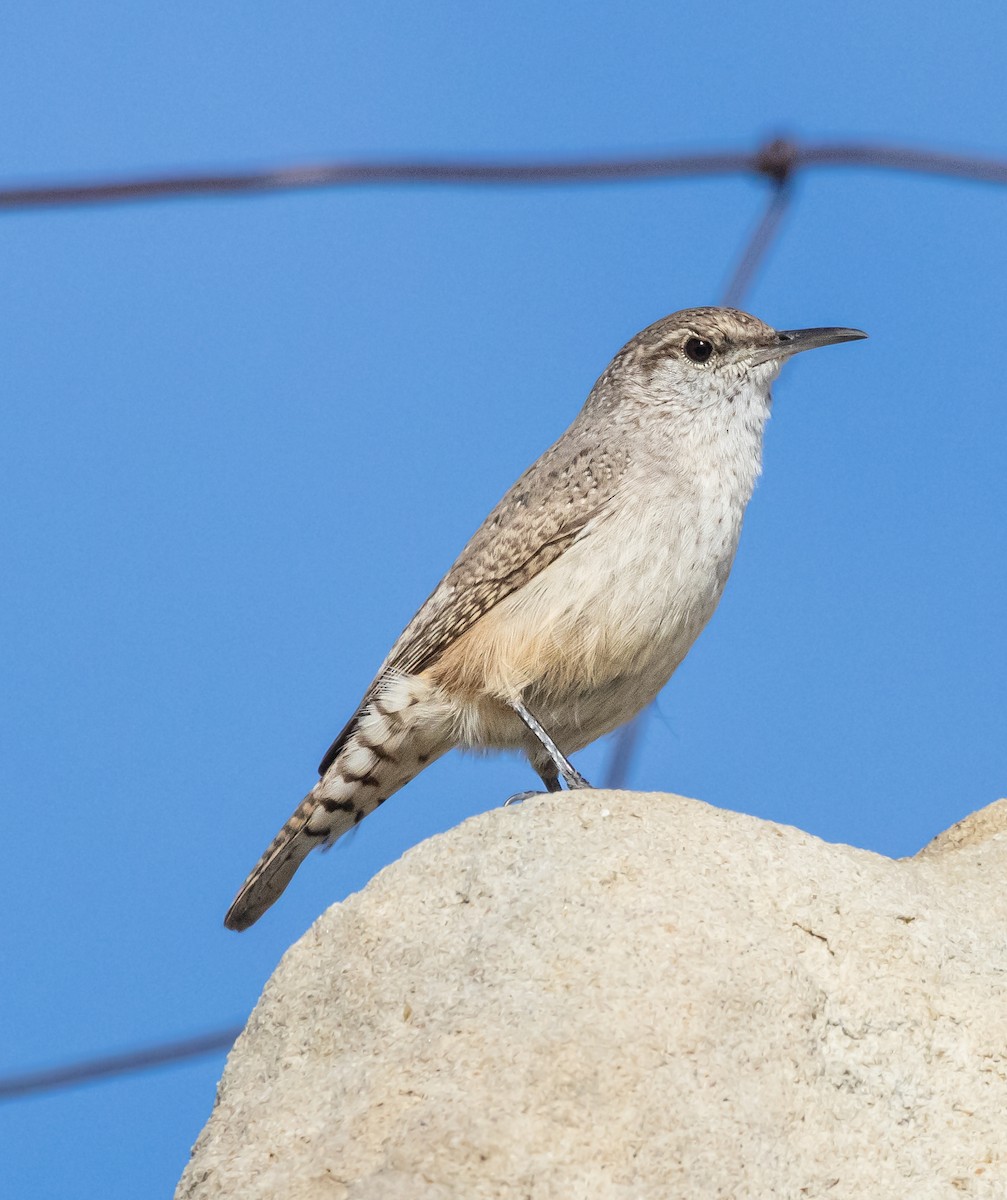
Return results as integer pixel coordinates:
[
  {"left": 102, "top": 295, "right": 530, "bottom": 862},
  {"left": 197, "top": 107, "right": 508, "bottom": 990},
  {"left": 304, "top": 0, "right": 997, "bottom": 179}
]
[{"left": 225, "top": 306, "right": 866, "bottom": 930}]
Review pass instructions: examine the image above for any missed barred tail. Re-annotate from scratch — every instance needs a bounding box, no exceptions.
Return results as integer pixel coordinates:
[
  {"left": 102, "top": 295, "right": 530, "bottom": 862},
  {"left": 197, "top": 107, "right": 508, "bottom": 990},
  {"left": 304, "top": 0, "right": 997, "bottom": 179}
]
[
  {"left": 223, "top": 763, "right": 392, "bottom": 933},
  {"left": 223, "top": 793, "right": 322, "bottom": 931},
  {"left": 224, "top": 673, "right": 456, "bottom": 931}
]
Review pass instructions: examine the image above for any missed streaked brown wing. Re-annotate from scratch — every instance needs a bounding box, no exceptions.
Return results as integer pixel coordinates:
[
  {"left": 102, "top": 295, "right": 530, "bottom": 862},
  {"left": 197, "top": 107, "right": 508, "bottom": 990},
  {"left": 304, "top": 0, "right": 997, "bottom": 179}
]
[{"left": 318, "top": 434, "right": 627, "bottom": 775}]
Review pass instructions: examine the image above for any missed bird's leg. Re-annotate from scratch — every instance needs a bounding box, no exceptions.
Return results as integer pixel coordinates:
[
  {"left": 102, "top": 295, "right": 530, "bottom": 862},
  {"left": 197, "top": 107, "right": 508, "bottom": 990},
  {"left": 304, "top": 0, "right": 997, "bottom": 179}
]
[
  {"left": 535, "top": 761, "right": 563, "bottom": 793},
  {"left": 510, "top": 698, "right": 593, "bottom": 790}
]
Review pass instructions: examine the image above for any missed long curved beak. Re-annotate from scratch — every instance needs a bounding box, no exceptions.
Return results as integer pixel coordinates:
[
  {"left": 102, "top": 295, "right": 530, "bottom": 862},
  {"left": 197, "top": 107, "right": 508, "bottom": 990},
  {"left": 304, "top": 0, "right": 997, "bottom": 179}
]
[{"left": 757, "top": 326, "right": 868, "bottom": 364}]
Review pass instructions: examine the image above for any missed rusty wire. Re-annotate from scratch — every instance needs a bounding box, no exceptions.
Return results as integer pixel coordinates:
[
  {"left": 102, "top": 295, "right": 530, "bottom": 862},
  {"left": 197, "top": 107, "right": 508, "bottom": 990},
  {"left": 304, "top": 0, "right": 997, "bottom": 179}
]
[{"left": 4, "top": 138, "right": 1007, "bottom": 212}]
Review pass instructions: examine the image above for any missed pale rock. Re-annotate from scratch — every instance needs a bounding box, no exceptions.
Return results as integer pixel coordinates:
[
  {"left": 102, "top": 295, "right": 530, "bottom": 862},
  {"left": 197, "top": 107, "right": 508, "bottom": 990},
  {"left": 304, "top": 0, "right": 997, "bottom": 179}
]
[{"left": 177, "top": 792, "right": 1007, "bottom": 1199}]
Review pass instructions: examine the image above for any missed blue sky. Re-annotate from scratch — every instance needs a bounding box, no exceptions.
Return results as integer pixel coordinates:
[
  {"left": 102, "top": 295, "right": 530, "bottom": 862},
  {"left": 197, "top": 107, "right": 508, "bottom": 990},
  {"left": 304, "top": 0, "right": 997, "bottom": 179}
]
[{"left": 3, "top": 4, "right": 1006, "bottom": 1196}]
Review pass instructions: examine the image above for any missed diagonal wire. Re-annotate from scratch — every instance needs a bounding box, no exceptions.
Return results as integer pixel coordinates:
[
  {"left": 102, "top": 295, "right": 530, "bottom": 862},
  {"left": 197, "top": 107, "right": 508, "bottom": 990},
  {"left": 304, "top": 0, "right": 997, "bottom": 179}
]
[
  {"left": 721, "top": 179, "right": 794, "bottom": 307},
  {"left": 603, "top": 178, "right": 794, "bottom": 789},
  {"left": 602, "top": 708, "right": 646, "bottom": 791},
  {"left": 0, "top": 1026, "right": 243, "bottom": 1102}
]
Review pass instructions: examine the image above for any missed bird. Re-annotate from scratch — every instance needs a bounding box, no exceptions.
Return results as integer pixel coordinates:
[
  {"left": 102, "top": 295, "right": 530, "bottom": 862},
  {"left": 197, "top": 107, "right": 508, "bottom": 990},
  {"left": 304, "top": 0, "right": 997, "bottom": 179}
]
[{"left": 224, "top": 306, "right": 866, "bottom": 930}]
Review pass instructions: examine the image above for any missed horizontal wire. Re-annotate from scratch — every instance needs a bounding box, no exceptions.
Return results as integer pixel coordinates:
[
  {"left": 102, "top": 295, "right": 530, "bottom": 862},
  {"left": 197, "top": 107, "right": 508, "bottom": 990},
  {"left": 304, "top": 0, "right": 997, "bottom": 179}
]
[{"left": 4, "top": 138, "right": 1007, "bottom": 211}]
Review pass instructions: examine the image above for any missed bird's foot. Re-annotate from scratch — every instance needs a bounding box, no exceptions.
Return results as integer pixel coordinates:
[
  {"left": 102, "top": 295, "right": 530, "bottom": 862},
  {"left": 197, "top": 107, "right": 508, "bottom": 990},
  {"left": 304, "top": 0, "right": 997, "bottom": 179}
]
[
  {"left": 504, "top": 769, "right": 593, "bottom": 807},
  {"left": 510, "top": 698, "right": 594, "bottom": 793},
  {"left": 562, "top": 766, "right": 593, "bottom": 790}
]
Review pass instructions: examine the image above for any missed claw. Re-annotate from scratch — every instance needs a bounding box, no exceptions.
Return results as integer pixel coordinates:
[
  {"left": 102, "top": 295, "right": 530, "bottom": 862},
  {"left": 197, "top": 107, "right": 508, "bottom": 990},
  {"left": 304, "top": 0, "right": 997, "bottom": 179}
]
[{"left": 503, "top": 789, "right": 546, "bottom": 807}]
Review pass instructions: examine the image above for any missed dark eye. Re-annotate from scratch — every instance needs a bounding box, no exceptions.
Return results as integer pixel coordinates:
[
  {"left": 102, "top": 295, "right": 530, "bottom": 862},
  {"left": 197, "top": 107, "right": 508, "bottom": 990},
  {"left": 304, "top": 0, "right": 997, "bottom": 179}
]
[{"left": 684, "top": 336, "right": 714, "bottom": 364}]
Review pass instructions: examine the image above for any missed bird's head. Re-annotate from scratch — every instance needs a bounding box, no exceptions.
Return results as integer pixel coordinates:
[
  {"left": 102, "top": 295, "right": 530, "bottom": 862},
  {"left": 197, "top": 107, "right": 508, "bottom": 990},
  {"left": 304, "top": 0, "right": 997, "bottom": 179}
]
[{"left": 608, "top": 306, "right": 866, "bottom": 420}]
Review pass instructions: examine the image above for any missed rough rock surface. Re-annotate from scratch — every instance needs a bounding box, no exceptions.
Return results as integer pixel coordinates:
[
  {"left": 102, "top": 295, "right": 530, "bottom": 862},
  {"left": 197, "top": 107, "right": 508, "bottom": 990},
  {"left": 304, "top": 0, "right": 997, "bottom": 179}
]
[{"left": 177, "top": 792, "right": 1007, "bottom": 1199}]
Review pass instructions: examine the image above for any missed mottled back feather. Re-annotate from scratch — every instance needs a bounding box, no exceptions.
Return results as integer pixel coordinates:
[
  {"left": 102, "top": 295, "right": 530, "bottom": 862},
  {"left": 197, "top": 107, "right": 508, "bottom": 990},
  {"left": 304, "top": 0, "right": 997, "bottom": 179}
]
[{"left": 318, "top": 433, "right": 628, "bottom": 774}]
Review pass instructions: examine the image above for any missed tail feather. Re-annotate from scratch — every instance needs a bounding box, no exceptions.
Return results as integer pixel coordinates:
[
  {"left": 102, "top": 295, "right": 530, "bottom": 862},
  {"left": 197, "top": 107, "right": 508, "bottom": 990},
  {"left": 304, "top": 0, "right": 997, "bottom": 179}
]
[
  {"left": 224, "top": 794, "right": 321, "bottom": 931},
  {"left": 224, "top": 673, "right": 456, "bottom": 931}
]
